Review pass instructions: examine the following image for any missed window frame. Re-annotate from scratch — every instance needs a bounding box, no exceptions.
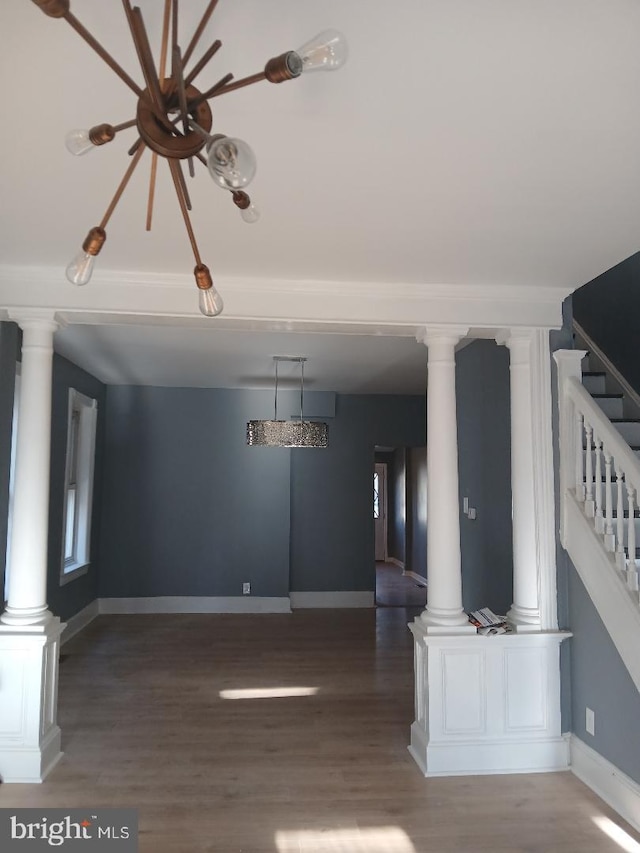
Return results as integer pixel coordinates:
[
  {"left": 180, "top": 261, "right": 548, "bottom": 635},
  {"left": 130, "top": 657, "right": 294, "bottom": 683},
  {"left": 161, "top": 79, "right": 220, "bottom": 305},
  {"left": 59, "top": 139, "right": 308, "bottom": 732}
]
[{"left": 60, "top": 388, "right": 98, "bottom": 585}]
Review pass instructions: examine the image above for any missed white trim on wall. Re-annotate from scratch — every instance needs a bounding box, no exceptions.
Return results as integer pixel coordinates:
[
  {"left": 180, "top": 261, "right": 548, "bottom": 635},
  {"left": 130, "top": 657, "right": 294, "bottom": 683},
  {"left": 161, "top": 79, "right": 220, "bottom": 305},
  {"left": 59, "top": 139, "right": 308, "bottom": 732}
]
[
  {"left": 571, "top": 735, "right": 640, "bottom": 835},
  {"left": 387, "top": 557, "right": 405, "bottom": 570},
  {"left": 99, "top": 596, "right": 292, "bottom": 614},
  {"left": 289, "top": 591, "right": 374, "bottom": 609},
  {"left": 61, "top": 600, "right": 99, "bottom": 645},
  {"left": 403, "top": 570, "right": 427, "bottom": 587}
]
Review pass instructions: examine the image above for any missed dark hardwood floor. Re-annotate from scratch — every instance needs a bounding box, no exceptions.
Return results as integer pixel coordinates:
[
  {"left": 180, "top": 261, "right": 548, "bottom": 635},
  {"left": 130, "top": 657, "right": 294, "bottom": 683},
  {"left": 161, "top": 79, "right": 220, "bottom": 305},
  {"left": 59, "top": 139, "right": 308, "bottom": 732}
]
[{"left": 1, "top": 609, "right": 638, "bottom": 853}]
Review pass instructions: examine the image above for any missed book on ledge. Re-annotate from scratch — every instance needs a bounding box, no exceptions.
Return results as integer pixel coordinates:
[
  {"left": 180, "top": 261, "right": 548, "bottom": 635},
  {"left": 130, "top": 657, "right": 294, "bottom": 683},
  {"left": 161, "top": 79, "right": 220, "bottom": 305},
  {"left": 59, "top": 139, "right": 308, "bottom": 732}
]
[{"left": 468, "top": 608, "right": 508, "bottom": 633}]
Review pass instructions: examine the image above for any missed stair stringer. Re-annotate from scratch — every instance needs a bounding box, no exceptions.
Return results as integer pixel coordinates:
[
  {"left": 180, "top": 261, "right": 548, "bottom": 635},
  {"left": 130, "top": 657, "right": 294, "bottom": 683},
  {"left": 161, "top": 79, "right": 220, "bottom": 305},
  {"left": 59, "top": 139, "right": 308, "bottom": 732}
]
[{"left": 563, "top": 490, "right": 640, "bottom": 693}]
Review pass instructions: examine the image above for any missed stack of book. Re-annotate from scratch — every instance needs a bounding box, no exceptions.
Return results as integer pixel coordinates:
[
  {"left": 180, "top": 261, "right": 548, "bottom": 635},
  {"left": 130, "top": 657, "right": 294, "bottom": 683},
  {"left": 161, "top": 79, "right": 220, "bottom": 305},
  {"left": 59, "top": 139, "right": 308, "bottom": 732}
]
[{"left": 468, "top": 608, "right": 509, "bottom": 635}]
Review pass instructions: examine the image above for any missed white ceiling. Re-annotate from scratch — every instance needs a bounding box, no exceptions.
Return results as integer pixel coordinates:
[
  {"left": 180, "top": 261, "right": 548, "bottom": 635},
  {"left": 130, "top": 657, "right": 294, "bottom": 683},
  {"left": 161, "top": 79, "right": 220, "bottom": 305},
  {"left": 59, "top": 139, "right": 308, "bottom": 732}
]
[{"left": 2, "top": 0, "right": 640, "bottom": 390}]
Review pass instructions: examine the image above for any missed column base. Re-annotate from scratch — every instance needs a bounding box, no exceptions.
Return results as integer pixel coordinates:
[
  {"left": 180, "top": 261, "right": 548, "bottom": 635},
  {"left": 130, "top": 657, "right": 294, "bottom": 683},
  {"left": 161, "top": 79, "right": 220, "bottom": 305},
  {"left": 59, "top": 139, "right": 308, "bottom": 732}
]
[
  {"left": 0, "top": 617, "right": 65, "bottom": 783},
  {"left": 419, "top": 608, "right": 474, "bottom": 634},
  {"left": 409, "top": 620, "right": 571, "bottom": 776},
  {"left": 506, "top": 604, "right": 541, "bottom": 632}
]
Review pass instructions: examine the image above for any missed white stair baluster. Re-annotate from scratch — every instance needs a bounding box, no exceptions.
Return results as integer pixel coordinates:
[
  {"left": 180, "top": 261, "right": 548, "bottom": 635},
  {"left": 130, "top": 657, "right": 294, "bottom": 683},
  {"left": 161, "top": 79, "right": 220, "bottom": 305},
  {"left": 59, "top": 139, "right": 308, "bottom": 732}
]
[
  {"left": 616, "top": 468, "right": 626, "bottom": 572},
  {"left": 585, "top": 422, "right": 594, "bottom": 517},
  {"left": 594, "top": 435, "right": 603, "bottom": 534},
  {"left": 604, "top": 449, "right": 615, "bottom": 551},
  {"left": 626, "top": 484, "right": 638, "bottom": 591},
  {"left": 576, "top": 412, "right": 585, "bottom": 501}
]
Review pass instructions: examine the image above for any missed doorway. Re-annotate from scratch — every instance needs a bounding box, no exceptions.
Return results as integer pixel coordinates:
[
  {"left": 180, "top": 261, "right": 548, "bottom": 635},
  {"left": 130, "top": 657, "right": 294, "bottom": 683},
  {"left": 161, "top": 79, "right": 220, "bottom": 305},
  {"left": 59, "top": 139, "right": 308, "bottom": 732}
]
[{"left": 374, "top": 449, "right": 427, "bottom": 608}]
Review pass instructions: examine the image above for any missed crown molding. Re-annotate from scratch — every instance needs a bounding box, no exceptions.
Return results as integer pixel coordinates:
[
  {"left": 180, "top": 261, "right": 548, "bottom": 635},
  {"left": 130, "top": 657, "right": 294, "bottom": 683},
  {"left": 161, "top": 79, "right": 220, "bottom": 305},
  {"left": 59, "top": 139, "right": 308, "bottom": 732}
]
[{"left": 0, "top": 264, "right": 574, "bottom": 332}]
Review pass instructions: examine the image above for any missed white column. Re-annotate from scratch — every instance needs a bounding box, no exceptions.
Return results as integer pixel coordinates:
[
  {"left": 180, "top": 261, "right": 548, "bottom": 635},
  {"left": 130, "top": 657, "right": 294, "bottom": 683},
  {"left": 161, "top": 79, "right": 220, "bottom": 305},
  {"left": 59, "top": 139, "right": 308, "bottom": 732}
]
[
  {"left": 2, "top": 315, "right": 58, "bottom": 625},
  {"left": 500, "top": 330, "right": 542, "bottom": 630},
  {"left": 0, "top": 311, "right": 64, "bottom": 783},
  {"left": 418, "top": 326, "right": 471, "bottom": 630}
]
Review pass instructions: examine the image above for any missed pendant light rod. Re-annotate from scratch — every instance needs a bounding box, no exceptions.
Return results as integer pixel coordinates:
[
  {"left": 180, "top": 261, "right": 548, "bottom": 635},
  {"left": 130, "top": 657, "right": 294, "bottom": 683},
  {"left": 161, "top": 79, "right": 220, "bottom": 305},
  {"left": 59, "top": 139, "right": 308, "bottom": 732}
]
[
  {"left": 146, "top": 153, "right": 158, "bottom": 231},
  {"left": 64, "top": 11, "right": 144, "bottom": 99},
  {"left": 185, "top": 39, "right": 222, "bottom": 88},
  {"left": 123, "top": 2, "right": 166, "bottom": 124},
  {"left": 99, "top": 142, "right": 146, "bottom": 230},
  {"left": 159, "top": 0, "right": 172, "bottom": 81},
  {"left": 300, "top": 359, "right": 305, "bottom": 422},
  {"left": 211, "top": 71, "right": 267, "bottom": 98},
  {"left": 274, "top": 359, "right": 280, "bottom": 422},
  {"left": 112, "top": 118, "right": 138, "bottom": 134},
  {"left": 168, "top": 158, "right": 202, "bottom": 265},
  {"left": 182, "top": 0, "right": 220, "bottom": 67}
]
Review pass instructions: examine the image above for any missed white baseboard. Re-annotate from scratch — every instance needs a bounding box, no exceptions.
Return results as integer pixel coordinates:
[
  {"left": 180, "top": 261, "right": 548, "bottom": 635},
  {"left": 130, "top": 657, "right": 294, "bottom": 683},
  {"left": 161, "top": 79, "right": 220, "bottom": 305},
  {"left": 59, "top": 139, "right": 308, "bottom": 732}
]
[
  {"left": 61, "top": 600, "right": 99, "bottom": 645},
  {"left": 99, "top": 596, "right": 291, "bottom": 614},
  {"left": 570, "top": 735, "right": 640, "bottom": 834},
  {"left": 290, "top": 591, "right": 374, "bottom": 609},
  {"left": 403, "top": 570, "right": 427, "bottom": 587},
  {"left": 387, "top": 557, "right": 405, "bottom": 570}
]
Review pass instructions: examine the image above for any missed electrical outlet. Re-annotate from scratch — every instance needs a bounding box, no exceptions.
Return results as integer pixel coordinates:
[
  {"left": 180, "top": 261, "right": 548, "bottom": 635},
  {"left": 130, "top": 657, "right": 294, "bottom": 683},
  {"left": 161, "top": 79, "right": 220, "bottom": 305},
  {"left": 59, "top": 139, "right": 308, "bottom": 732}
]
[
  {"left": 242, "top": 582, "right": 251, "bottom": 596},
  {"left": 585, "top": 707, "right": 595, "bottom": 736},
  {"left": 467, "top": 507, "right": 477, "bottom": 521}
]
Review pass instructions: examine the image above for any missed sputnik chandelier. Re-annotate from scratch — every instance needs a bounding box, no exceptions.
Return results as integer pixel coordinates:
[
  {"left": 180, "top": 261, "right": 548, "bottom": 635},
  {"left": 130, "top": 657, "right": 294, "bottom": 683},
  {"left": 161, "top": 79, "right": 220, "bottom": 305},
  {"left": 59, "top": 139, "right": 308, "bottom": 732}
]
[{"left": 30, "top": 0, "right": 348, "bottom": 316}]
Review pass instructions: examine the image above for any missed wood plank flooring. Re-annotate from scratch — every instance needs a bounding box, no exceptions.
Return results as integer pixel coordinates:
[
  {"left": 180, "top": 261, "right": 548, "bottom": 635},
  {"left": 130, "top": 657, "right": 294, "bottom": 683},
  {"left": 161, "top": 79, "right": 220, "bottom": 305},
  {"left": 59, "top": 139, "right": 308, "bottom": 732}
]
[
  {"left": 1, "top": 608, "right": 639, "bottom": 853},
  {"left": 375, "top": 562, "right": 427, "bottom": 607}
]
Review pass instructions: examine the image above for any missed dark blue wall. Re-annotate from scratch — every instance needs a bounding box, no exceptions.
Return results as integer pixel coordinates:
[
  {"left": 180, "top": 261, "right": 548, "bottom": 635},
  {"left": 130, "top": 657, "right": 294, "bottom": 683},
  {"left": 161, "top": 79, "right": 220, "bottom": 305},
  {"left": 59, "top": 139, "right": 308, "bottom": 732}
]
[
  {"left": 568, "top": 564, "right": 640, "bottom": 782},
  {"left": 48, "top": 355, "right": 106, "bottom": 621},
  {"left": 573, "top": 252, "right": 640, "bottom": 394},
  {"left": 408, "top": 446, "right": 427, "bottom": 579},
  {"left": 99, "top": 388, "right": 425, "bottom": 598},
  {"left": 389, "top": 448, "right": 407, "bottom": 565},
  {"left": 456, "top": 340, "right": 513, "bottom": 615},
  {"left": 290, "top": 395, "right": 424, "bottom": 592}
]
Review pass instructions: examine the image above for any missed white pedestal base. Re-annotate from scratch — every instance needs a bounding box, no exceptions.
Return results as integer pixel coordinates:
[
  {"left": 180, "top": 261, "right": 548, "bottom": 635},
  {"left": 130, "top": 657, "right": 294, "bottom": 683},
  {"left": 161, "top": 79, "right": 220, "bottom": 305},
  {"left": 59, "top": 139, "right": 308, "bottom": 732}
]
[
  {"left": 408, "top": 619, "right": 571, "bottom": 776},
  {"left": 0, "top": 618, "right": 65, "bottom": 783}
]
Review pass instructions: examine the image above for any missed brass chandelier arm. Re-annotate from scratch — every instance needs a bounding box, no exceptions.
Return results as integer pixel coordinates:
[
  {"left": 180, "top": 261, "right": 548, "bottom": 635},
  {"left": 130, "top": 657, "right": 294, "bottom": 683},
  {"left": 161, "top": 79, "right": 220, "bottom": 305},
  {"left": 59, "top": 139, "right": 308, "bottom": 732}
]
[
  {"left": 184, "top": 39, "right": 222, "bottom": 88},
  {"left": 63, "top": 11, "right": 144, "bottom": 99},
  {"left": 168, "top": 159, "right": 202, "bottom": 265},
  {"left": 122, "top": 2, "right": 167, "bottom": 125},
  {"left": 172, "top": 46, "right": 190, "bottom": 136},
  {"left": 146, "top": 153, "right": 158, "bottom": 232},
  {"left": 182, "top": 0, "right": 220, "bottom": 68},
  {"left": 99, "top": 142, "right": 147, "bottom": 230},
  {"left": 112, "top": 118, "right": 138, "bottom": 134},
  {"left": 191, "top": 73, "right": 235, "bottom": 108},
  {"left": 172, "top": 45, "right": 195, "bottom": 178},
  {"left": 210, "top": 71, "right": 267, "bottom": 98},
  {"left": 159, "top": 0, "right": 172, "bottom": 82},
  {"left": 175, "top": 160, "right": 193, "bottom": 211}
]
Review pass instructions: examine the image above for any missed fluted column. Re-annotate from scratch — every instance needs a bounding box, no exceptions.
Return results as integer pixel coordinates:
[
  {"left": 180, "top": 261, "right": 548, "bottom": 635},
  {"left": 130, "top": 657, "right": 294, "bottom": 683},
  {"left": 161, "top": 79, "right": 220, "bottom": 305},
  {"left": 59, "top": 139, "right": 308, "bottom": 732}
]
[
  {"left": 419, "top": 326, "right": 470, "bottom": 629},
  {"left": 1, "top": 313, "right": 58, "bottom": 626},
  {"left": 499, "top": 330, "right": 541, "bottom": 630}
]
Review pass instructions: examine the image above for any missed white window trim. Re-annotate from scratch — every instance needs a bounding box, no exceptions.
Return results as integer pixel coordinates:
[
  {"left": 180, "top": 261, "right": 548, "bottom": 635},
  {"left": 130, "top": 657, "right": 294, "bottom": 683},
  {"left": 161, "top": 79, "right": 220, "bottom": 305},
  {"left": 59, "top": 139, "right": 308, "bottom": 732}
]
[{"left": 60, "top": 388, "right": 98, "bottom": 585}]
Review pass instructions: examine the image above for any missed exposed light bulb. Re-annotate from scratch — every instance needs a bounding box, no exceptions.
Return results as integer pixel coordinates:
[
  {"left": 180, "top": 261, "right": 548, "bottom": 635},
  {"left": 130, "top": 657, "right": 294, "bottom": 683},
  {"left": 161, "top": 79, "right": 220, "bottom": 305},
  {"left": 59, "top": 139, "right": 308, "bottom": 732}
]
[
  {"left": 65, "top": 129, "right": 94, "bottom": 156},
  {"left": 66, "top": 250, "right": 96, "bottom": 286},
  {"left": 207, "top": 136, "right": 257, "bottom": 190},
  {"left": 240, "top": 202, "right": 260, "bottom": 224},
  {"left": 292, "top": 30, "right": 348, "bottom": 74},
  {"left": 198, "top": 287, "right": 224, "bottom": 317}
]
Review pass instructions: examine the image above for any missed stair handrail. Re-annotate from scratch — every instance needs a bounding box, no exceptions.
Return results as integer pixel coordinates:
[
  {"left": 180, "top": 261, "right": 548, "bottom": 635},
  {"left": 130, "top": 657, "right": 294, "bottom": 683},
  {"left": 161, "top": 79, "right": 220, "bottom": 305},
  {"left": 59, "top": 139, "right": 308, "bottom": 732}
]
[{"left": 566, "top": 375, "right": 640, "bottom": 493}]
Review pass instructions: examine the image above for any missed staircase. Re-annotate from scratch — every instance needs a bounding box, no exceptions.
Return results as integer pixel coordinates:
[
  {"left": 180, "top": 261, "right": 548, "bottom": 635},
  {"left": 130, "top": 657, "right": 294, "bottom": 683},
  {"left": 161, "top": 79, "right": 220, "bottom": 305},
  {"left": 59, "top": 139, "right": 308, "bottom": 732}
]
[{"left": 555, "top": 327, "right": 640, "bottom": 692}]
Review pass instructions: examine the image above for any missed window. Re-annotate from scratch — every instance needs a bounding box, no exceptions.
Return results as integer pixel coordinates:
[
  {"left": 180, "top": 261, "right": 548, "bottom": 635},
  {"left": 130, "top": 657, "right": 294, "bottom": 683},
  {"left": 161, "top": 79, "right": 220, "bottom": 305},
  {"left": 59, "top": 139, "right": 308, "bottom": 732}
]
[
  {"left": 373, "top": 471, "right": 380, "bottom": 520},
  {"left": 61, "top": 389, "right": 97, "bottom": 583}
]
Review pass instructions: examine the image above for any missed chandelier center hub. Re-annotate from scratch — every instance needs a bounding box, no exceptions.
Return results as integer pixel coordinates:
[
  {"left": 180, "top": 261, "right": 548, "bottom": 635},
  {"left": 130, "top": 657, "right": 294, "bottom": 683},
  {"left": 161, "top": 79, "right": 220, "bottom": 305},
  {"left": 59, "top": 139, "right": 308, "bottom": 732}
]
[{"left": 136, "top": 84, "right": 213, "bottom": 159}]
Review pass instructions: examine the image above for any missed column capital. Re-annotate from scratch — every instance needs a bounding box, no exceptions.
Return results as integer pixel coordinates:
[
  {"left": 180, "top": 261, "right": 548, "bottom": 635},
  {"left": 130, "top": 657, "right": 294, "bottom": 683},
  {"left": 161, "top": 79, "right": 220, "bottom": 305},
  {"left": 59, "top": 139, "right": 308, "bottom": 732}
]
[
  {"left": 7, "top": 309, "right": 59, "bottom": 335},
  {"left": 416, "top": 325, "right": 469, "bottom": 348},
  {"left": 495, "top": 327, "right": 535, "bottom": 348}
]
